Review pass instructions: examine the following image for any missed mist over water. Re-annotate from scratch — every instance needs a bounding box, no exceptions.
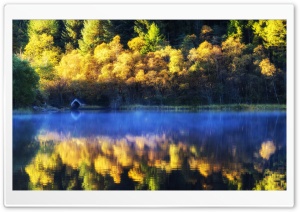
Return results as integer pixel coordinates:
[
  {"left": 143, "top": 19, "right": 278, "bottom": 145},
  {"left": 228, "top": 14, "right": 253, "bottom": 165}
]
[{"left": 13, "top": 111, "right": 286, "bottom": 190}]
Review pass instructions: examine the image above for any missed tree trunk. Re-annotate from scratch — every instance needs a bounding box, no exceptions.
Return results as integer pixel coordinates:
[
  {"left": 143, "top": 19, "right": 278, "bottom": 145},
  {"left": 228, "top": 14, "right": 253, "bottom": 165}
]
[
  {"left": 272, "top": 79, "right": 279, "bottom": 104},
  {"left": 264, "top": 79, "right": 269, "bottom": 103}
]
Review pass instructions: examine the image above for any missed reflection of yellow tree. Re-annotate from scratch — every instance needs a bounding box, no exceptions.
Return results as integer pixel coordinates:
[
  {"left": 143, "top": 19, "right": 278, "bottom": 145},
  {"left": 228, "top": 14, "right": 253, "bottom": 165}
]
[
  {"left": 94, "top": 155, "right": 112, "bottom": 175},
  {"left": 132, "top": 136, "right": 146, "bottom": 157},
  {"left": 222, "top": 167, "right": 243, "bottom": 190},
  {"left": 113, "top": 140, "right": 133, "bottom": 167},
  {"left": 79, "top": 164, "right": 101, "bottom": 190},
  {"left": 94, "top": 155, "right": 123, "bottom": 184},
  {"left": 169, "top": 144, "right": 182, "bottom": 170},
  {"left": 151, "top": 143, "right": 187, "bottom": 173},
  {"left": 189, "top": 156, "right": 244, "bottom": 189},
  {"left": 254, "top": 170, "right": 286, "bottom": 190},
  {"left": 198, "top": 160, "right": 212, "bottom": 177},
  {"left": 128, "top": 167, "right": 145, "bottom": 183},
  {"left": 259, "top": 140, "right": 276, "bottom": 160},
  {"left": 189, "top": 158, "right": 212, "bottom": 177},
  {"left": 110, "top": 166, "right": 123, "bottom": 184},
  {"left": 25, "top": 152, "right": 61, "bottom": 190},
  {"left": 30, "top": 131, "right": 285, "bottom": 190},
  {"left": 98, "top": 138, "right": 113, "bottom": 156},
  {"left": 148, "top": 178, "right": 159, "bottom": 190},
  {"left": 154, "top": 160, "right": 172, "bottom": 174},
  {"left": 36, "top": 131, "right": 62, "bottom": 144},
  {"left": 55, "top": 138, "right": 92, "bottom": 169}
]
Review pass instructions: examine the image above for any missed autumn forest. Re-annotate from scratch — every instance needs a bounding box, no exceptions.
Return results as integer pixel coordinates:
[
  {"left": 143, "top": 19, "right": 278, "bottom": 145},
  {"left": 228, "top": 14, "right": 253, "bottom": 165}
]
[
  {"left": 13, "top": 19, "right": 287, "bottom": 191},
  {"left": 13, "top": 20, "right": 286, "bottom": 109}
]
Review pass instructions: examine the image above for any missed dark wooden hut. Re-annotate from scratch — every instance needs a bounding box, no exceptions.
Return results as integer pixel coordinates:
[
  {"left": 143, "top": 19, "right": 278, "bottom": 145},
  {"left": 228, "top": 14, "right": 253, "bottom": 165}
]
[{"left": 70, "top": 98, "right": 83, "bottom": 110}]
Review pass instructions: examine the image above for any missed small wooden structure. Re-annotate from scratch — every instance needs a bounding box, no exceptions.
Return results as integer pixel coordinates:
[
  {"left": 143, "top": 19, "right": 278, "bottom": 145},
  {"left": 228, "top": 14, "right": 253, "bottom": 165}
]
[{"left": 70, "top": 98, "right": 83, "bottom": 110}]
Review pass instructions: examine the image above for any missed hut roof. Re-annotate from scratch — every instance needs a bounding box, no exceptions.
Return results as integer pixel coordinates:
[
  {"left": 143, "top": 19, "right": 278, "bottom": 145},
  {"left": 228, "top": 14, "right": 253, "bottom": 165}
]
[{"left": 70, "top": 98, "right": 83, "bottom": 107}]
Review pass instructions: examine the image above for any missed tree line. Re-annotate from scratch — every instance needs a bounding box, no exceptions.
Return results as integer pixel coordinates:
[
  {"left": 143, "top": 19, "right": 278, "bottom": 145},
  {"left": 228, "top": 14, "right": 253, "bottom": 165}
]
[{"left": 12, "top": 20, "right": 286, "bottom": 109}]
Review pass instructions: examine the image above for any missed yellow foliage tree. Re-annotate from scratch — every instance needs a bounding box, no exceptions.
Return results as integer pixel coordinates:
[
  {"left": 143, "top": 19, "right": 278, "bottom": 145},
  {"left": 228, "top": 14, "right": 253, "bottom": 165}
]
[
  {"left": 94, "top": 43, "right": 111, "bottom": 65},
  {"left": 24, "top": 33, "right": 61, "bottom": 81},
  {"left": 82, "top": 54, "right": 99, "bottom": 82},
  {"left": 160, "top": 46, "right": 184, "bottom": 74},
  {"left": 94, "top": 35, "right": 123, "bottom": 65},
  {"left": 145, "top": 51, "right": 168, "bottom": 72},
  {"left": 188, "top": 41, "right": 221, "bottom": 72},
  {"left": 128, "top": 37, "right": 145, "bottom": 52},
  {"left": 200, "top": 25, "right": 213, "bottom": 41},
  {"left": 56, "top": 50, "right": 84, "bottom": 81},
  {"left": 252, "top": 20, "right": 286, "bottom": 49},
  {"left": 99, "top": 63, "right": 114, "bottom": 82},
  {"left": 113, "top": 51, "right": 134, "bottom": 81},
  {"left": 221, "top": 36, "right": 245, "bottom": 59},
  {"left": 23, "top": 20, "right": 62, "bottom": 95},
  {"left": 169, "top": 48, "right": 184, "bottom": 74},
  {"left": 259, "top": 58, "right": 276, "bottom": 77},
  {"left": 135, "top": 69, "right": 146, "bottom": 83}
]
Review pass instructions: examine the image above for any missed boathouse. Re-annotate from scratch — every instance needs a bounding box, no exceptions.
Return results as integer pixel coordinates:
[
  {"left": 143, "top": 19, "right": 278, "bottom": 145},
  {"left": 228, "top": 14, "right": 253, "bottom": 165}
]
[{"left": 70, "top": 98, "right": 83, "bottom": 110}]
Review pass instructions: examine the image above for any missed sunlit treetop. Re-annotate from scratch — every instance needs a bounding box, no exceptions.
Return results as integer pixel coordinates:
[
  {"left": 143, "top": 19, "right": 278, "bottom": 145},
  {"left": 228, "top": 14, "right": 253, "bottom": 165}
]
[
  {"left": 55, "top": 50, "right": 84, "bottom": 81},
  {"left": 221, "top": 36, "right": 245, "bottom": 58},
  {"left": 128, "top": 37, "right": 145, "bottom": 52},
  {"left": 200, "top": 25, "right": 213, "bottom": 42},
  {"left": 252, "top": 20, "right": 286, "bottom": 48},
  {"left": 227, "top": 20, "right": 244, "bottom": 39},
  {"left": 27, "top": 20, "right": 59, "bottom": 37},
  {"left": 78, "top": 20, "right": 114, "bottom": 54},
  {"left": 134, "top": 20, "right": 152, "bottom": 37},
  {"left": 62, "top": 20, "right": 84, "bottom": 50},
  {"left": 140, "top": 23, "right": 165, "bottom": 54},
  {"left": 259, "top": 58, "right": 276, "bottom": 77}
]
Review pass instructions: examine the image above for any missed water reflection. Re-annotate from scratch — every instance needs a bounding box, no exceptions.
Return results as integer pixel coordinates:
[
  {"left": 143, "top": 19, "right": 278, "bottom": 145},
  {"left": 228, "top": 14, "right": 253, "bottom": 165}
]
[
  {"left": 13, "top": 111, "right": 286, "bottom": 190},
  {"left": 71, "top": 111, "right": 81, "bottom": 121},
  {"left": 259, "top": 140, "right": 276, "bottom": 160}
]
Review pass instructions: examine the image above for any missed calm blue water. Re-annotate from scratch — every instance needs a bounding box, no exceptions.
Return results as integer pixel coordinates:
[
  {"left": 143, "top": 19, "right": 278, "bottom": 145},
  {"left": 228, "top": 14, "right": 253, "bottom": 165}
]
[{"left": 13, "top": 111, "right": 286, "bottom": 190}]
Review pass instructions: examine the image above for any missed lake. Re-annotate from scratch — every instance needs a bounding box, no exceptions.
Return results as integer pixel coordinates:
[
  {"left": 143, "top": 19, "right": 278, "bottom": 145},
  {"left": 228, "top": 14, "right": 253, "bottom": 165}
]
[{"left": 13, "top": 111, "right": 286, "bottom": 190}]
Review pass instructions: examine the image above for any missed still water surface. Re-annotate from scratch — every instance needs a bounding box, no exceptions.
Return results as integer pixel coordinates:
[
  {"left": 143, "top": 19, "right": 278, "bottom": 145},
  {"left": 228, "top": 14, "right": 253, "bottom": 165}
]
[{"left": 13, "top": 111, "right": 286, "bottom": 190}]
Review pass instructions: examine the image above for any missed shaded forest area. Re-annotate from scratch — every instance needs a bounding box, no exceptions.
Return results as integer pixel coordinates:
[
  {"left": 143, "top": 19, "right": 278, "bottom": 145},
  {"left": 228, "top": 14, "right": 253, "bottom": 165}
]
[{"left": 13, "top": 20, "right": 286, "bottom": 109}]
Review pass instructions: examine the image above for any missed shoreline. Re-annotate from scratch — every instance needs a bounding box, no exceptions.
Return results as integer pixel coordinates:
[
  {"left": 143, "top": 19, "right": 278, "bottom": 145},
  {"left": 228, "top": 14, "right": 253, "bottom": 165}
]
[
  {"left": 13, "top": 104, "right": 286, "bottom": 114},
  {"left": 119, "top": 104, "right": 286, "bottom": 111}
]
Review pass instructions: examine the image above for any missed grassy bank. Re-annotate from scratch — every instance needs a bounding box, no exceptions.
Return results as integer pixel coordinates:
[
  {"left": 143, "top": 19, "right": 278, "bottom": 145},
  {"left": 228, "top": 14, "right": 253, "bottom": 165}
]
[
  {"left": 13, "top": 106, "right": 69, "bottom": 114},
  {"left": 13, "top": 104, "right": 286, "bottom": 114},
  {"left": 13, "top": 108, "right": 34, "bottom": 114},
  {"left": 79, "top": 105, "right": 106, "bottom": 110},
  {"left": 119, "top": 104, "right": 286, "bottom": 111}
]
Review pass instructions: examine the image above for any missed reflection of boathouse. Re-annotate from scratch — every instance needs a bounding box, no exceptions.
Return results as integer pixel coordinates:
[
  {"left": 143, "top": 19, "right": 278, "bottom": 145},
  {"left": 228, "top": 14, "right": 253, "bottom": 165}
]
[
  {"left": 70, "top": 98, "right": 83, "bottom": 110},
  {"left": 71, "top": 110, "right": 81, "bottom": 120}
]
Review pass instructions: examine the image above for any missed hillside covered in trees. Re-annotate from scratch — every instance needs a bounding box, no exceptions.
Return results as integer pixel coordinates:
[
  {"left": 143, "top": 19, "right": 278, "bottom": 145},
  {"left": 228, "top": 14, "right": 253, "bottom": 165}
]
[{"left": 13, "top": 20, "right": 286, "bottom": 109}]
